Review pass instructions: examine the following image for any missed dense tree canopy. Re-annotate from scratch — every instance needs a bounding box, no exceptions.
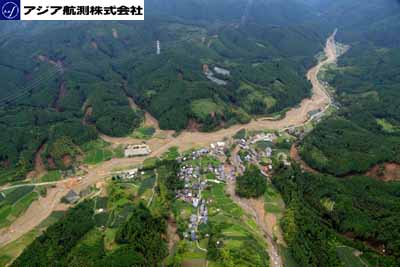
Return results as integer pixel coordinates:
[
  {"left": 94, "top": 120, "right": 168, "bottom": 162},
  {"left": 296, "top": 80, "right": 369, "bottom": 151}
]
[
  {"left": 116, "top": 203, "right": 168, "bottom": 266},
  {"left": 235, "top": 164, "right": 267, "bottom": 198},
  {"left": 273, "top": 165, "right": 400, "bottom": 266},
  {"left": 12, "top": 201, "right": 168, "bottom": 267},
  {"left": 0, "top": 15, "right": 322, "bottom": 182},
  {"left": 301, "top": 117, "right": 400, "bottom": 176},
  {"left": 12, "top": 201, "right": 95, "bottom": 267}
]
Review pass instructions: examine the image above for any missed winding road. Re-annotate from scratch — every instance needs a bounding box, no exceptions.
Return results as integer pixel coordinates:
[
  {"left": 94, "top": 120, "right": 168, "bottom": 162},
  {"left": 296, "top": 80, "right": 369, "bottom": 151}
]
[{"left": 0, "top": 31, "right": 340, "bottom": 257}]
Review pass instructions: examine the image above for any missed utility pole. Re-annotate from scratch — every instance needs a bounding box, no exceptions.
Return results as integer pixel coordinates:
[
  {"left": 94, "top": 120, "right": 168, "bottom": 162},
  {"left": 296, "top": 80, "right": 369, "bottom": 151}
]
[{"left": 156, "top": 40, "right": 160, "bottom": 55}]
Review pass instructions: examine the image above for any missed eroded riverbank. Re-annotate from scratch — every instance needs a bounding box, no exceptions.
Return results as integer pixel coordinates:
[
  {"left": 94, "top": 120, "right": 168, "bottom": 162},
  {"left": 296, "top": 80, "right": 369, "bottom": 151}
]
[{"left": 0, "top": 31, "right": 339, "bottom": 250}]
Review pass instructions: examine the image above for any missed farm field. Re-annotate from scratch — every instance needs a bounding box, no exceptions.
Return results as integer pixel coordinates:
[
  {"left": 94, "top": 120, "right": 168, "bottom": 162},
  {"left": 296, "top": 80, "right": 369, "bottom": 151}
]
[
  {"left": 171, "top": 179, "right": 269, "bottom": 267},
  {"left": 131, "top": 126, "right": 156, "bottom": 139},
  {"left": 83, "top": 140, "right": 124, "bottom": 165},
  {"left": 1, "top": 26, "right": 398, "bottom": 266},
  {"left": 38, "top": 170, "right": 62, "bottom": 182},
  {"left": 0, "top": 211, "right": 65, "bottom": 266},
  {"left": 0, "top": 167, "right": 160, "bottom": 265},
  {"left": 264, "top": 185, "right": 285, "bottom": 214},
  {"left": 0, "top": 187, "right": 39, "bottom": 229}
]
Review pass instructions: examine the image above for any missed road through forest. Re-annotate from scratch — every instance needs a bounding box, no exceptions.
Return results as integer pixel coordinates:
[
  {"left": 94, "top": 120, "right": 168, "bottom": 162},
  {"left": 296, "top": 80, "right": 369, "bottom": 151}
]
[{"left": 0, "top": 31, "right": 339, "bottom": 251}]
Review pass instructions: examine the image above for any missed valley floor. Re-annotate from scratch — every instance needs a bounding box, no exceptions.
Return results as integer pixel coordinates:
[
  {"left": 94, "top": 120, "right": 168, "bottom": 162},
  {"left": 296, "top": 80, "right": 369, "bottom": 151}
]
[{"left": 0, "top": 31, "right": 339, "bottom": 264}]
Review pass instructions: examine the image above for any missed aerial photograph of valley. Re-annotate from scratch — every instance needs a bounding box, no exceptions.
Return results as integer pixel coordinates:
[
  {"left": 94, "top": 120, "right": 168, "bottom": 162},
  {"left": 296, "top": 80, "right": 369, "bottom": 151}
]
[{"left": 0, "top": 0, "right": 399, "bottom": 266}]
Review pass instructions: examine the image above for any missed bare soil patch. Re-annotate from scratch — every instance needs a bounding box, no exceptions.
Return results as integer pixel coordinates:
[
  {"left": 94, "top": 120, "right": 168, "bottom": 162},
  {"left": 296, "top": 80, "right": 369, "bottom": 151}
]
[
  {"left": 62, "top": 155, "right": 73, "bottom": 168},
  {"left": 226, "top": 178, "right": 283, "bottom": 267},
  {"left": 187, "top": 119, "right": 202, "bottom": 132},
  {"left": 83, "top": 106, "right": 93, "bottom": 125},
  {"left": 0, "top": 185, "right": 69, "bottom": 248},
  {"left": 365, "top": 163, "right": 400, "bottom": 181},
  {"left": 289, "top": 144, "right": 320, "bottom": 174},
  {"left": 167, "top": 218, "right": 180, "bottom": 252},
  {"left": 3, "top": 32, "right": 339, "bottom": 250},
  {"left": 91, "top": 41, "right": 98, "bottom": 49},
  {"left": 47, "top": 157, "right": 57, "bottom": 169},
  {"left": 37, "top": 55, "right": 64, "bottom": 73},
  {"left": 27, "top": 143, "right": 47, "bottom": 181}
]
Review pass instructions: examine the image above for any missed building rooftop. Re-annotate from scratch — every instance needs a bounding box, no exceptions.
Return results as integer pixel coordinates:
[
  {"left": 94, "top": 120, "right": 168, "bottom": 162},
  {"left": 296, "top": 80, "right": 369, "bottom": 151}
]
[
  {"left": 64, "top": 190, "right": 80, "bottom": 204},
  {"left": 124, "top": 144, "right": 151, "bottom": 157}
]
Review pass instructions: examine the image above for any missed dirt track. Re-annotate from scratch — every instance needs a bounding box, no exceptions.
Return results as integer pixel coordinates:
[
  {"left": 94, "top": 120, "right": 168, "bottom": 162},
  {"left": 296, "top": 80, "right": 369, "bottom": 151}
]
[
  {"left": 227, "top": 145, "right": 283, "bottom": 267},
  {"left": 101, "top": 30, "right": 337, "bottom": 149},
  {"left": 0, "top": 186, "right": 69, "bottom": 246},
  {"left": 226, "top": 170, "right": 283, "bottom": 267},
  {"left": 0, "top": 32, "right": 339, "bottom": 249},
  {"left": 26, "top": 143, "right": 47, "bottom": 181}
]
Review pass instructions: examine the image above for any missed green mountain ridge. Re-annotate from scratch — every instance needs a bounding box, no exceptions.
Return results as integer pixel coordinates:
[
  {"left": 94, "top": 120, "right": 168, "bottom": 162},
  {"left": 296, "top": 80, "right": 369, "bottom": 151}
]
[
  {"left": 1, "top": 1, "right": 400, "bottom": 266},
  {"left": 0, "top": 7, "right": 325, "bottom": 181}
]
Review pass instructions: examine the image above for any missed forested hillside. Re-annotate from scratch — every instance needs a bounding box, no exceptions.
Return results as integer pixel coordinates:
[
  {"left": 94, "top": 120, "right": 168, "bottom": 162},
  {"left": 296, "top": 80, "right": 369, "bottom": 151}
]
[
  {"left": 285, "top": 1, "right": 400, "bottom": 264},
  {"left": 11, "top": 201, "right": 168, "bottom": 267},
  {"left": 273, "top": 164, "right": 400, "bottom": 267},
  {"left": 300, "top": 45, "right": 400, "bottom": 175},
  {"left": 0, "top": 0, "right": 328, "bottom": 183},
  {"left": 300, "top": 0, "right": 400, "bottom": 176},
  {"left": 3, "top": 1, "right": 400, "bottom": 266}
]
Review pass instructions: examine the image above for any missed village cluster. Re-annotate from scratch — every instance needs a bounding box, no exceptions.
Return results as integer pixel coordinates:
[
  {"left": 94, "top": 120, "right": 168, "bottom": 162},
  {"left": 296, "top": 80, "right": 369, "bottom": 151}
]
[
  {"left": 235, "top": 132, "right": 280, "bottom": 173},
  {"left": 173, "top": 132, "right": 288, "bottom": 242},
  {"left": 174, "top": 140, "right": 238, "bottom": 241},
  {"left": 177, "top": 163, "right": 208, "bottom": 241},
  {"left": 108, "top": 131, "right": 292, "bottom": 242}
]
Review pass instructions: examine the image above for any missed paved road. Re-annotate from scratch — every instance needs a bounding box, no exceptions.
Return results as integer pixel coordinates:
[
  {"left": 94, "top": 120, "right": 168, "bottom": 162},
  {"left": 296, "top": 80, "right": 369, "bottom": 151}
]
[{"left": 0, "top": 178, "right": 75, "bottom": 192}]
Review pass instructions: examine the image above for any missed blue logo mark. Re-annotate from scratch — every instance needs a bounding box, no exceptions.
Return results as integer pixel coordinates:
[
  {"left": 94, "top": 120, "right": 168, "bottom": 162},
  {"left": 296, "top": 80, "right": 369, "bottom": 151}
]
[{"left": 0, "top": 0, "right": 20, "bottom": 20}]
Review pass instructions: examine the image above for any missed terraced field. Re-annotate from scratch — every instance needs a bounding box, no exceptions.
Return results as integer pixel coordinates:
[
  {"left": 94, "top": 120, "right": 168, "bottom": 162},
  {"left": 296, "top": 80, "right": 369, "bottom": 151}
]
[{"left": 0, "top": 187, "right": 38, "bottom": 229}]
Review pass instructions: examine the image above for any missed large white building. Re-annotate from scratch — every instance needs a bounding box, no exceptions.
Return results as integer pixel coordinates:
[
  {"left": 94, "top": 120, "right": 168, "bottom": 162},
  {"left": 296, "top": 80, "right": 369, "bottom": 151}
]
[
  {"left": 213, "top": 66, "right": 230, "bottom": 76},
  {"left": 124, "top": 144, "right": 151, "bottom": 157}
]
